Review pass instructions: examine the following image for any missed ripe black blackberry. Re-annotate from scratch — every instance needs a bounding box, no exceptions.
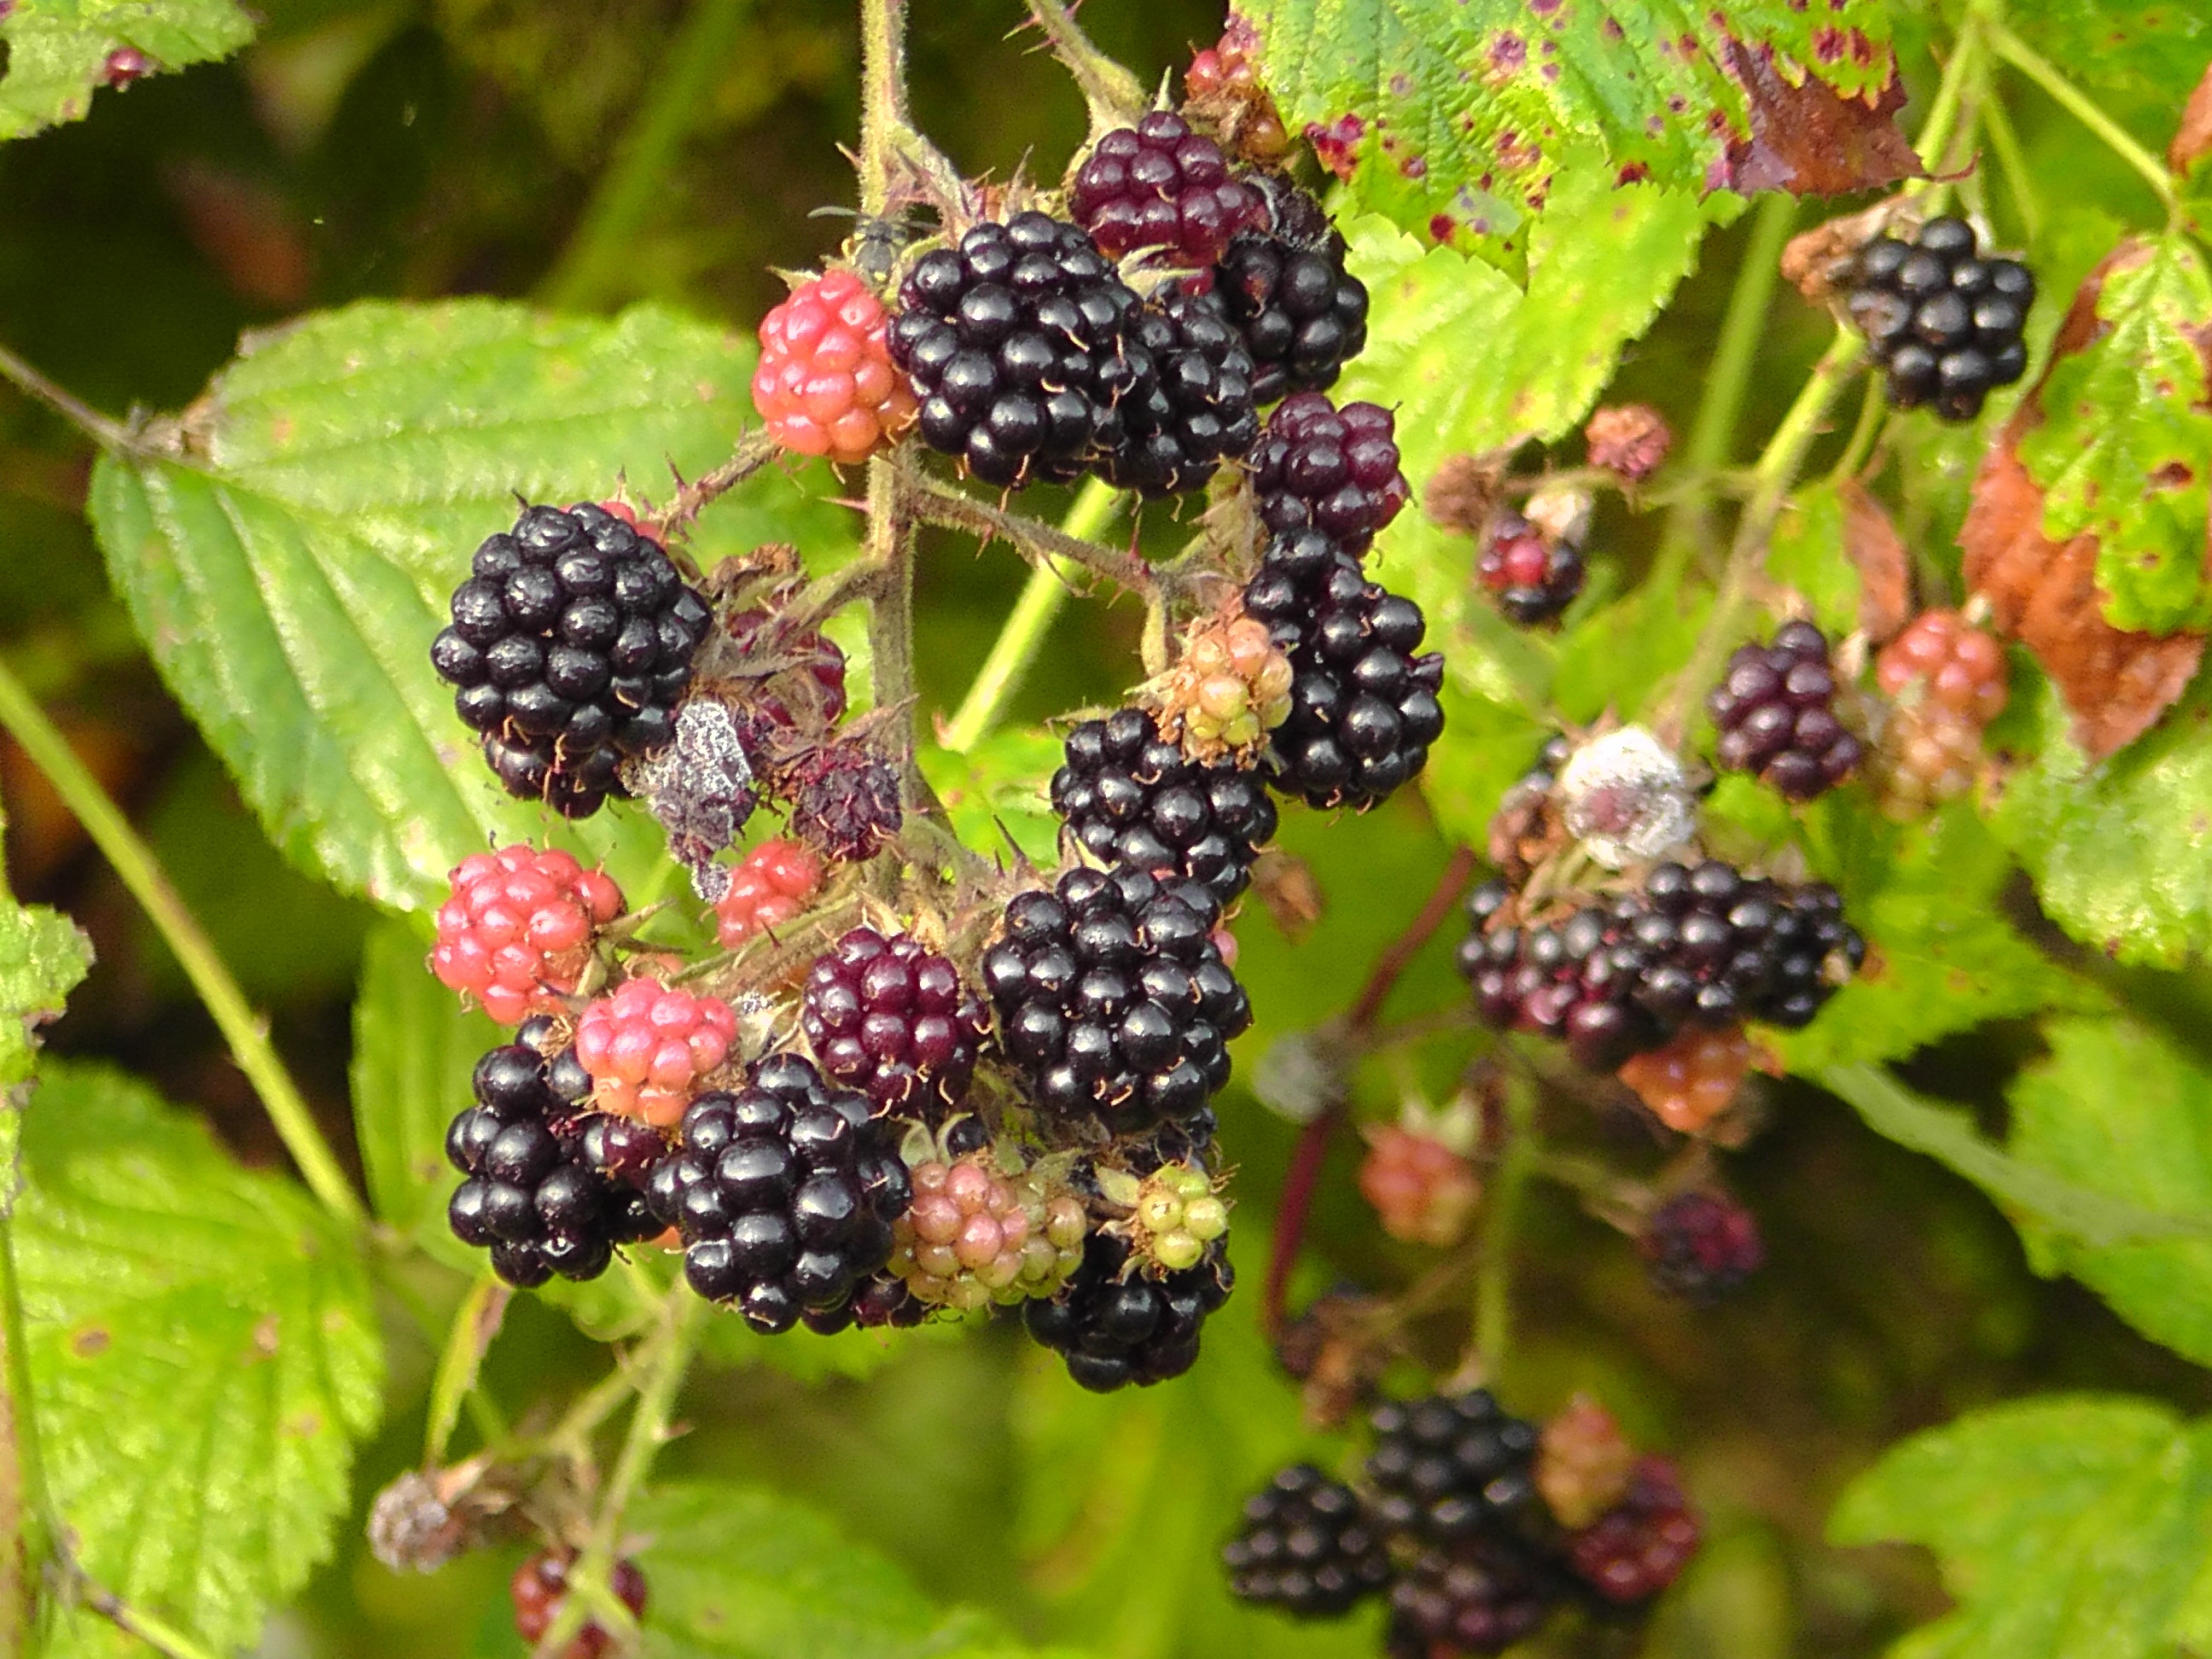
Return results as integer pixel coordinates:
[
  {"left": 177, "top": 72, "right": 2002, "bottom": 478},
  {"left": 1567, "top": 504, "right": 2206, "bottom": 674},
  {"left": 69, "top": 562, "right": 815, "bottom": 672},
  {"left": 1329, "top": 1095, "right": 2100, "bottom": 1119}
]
[
  {"left": 647, "top": 1053, "right": 913, "bottom": 1332},
  {"left": 1248, "top": 393, "right": 1409, "bottom": 554},
  {"left": 1068, "top": 111, "right": 1270, "bottom": 266},
  {"left": 1096, "top": 289, "right": 1261, "bottom": 497},
  {"left": 1477, "top": 509, "right": 1585, "bottom": 626},
  {"left": 800, "top": 927, "right": 990, "bottom": 1120},
  {"left": 1210, "top": 185, "right": 1370, "bottom": 403},
  {"left": 799, "top": 1271, "right": 928, "bottom": 1334},
  {"left": 1639, "top": 1190, "right": 1764, "bottom": 1304},
  {"left": 1386, "top": 1536, "right": 1562, "bottom": 1657},
  {"left": 1840, "top": 215, "right": 2035, "bottom": 422},
  {"left": 1364, "top": 1389, "right": 1541, "bottom": 1545},
  {"left": 1222, "top": 1464, "right": 1394, "bottom": 1617},
  {"left": 1708, "top": 620, "right": 1863, "bottom": 800},
  {"left": 1022, "top": 1230, "right": 1233, "bottom": 1391},
  {"left": 430, "top": 504, "right": 709, "bottom": 818},
  {"left": 887, "top": 212, "right": 1144, "bottom": 488},
  {"left": 1050, "top": 706, "right": 1278, "bottom": 904},
  {"left": 981, "top": 865, "right": 1252, "bottom": 1133},
  {"left": 1242, "top": 532, "right": 1445, "bottom": 809}
]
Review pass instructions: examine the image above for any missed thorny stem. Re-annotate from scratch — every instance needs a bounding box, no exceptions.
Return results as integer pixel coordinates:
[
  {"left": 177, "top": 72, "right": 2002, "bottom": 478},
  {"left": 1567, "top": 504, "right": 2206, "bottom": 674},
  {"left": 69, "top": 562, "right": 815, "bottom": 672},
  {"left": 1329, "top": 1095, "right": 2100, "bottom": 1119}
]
[
  {"left": 0, "top": 343, "right": 133, "bottom": 453},
  {"left": 1020, "top": 0, "right": 1148, "bottom": 140},
  {"left": 657, "top": 431, "right": 779, "bottom": 538},
  {"left": 916, "top": 477, "right": 1148, "bottom": 603},
  {"left": 1986, "top": 20, "right": 2180, "bottom": 218},
  {"left": 859, "top": 0, "right": 913, "bottom": 218},
  {"left": 860, "top": 452, "right": 933, "bottom": 810},
  {"left": 422, "top": 1274, "right": 513, "bottom": 1467},
  {"left": 1453, "top": 1070, "right": 1537, "bottom": 1388},
  {"left": 0, "top": 657, "right": 368, "bottom": 1231}
]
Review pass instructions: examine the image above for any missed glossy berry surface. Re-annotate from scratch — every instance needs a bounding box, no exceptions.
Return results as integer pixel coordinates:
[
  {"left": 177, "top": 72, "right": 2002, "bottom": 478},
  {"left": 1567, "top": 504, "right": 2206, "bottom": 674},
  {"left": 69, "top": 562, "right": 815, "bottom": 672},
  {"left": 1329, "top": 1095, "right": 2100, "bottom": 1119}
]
[
  {"left": 1477, "top": 509, "right": 1585, "bottom": 626},
  {"left": 713, "top": 838, "right": 824, "bottom": 947},
  {"left": 1094, "top": 288, "right": 1260, "bottom": 497},
  {"left": 1358, "top": 1124, "right": 1479, "bottom": 1246},
  {"left": 1565, "top": 1457, "right": 1701, "bottom": 1604},
  {"left": 1365, "top": 1389, "right": 1541, "bottom": 1544},
  {"left": 800, "top": 928, "right": 989, "bottom": 1118},
  {"left": 1708, "top": 620, "right": 1863, "bottom": 800},
  {"left": 431, "top": 846, "right": 622, "bottom": 1024},
  {"left": 573, "top": 977, "right": 739, "bottom": 1126},
  {"left": 1050, "top": 706, "right": 1278, "bottom": 903},
  {"left": 1639, "top": 1190, "right": 1765, "bottom": 1303},
  {"left": 1210, "top": 192, "right": 1370, "bottom": 404},
  {"left": 1385, "top": 1535, "right": 1561, "bottom": 1657},
  {"left": 1022, "top": 1230, "right": 1233, "bottom": 1391},
  {"left": 1842, "top": 215, "right": 2034, "bottom": 422},
  {"left": 1222, "top": 1463, "right": 1394, "bottom": 1617},
  {"left": 889, "top": 1155, "right": 1086, "bottom": 1310},
  {"left": 430, "top": 503, "right": 709, "bottom": 818},
  {"left": 1616, "top": 1025, "right": 1757, "bottom": 1135},
  {"left": 1069, "top": 112, "right": 1269, "bottom": 266},
  {"left": 509, "top": 1550, "right": 649, "bottom": 1659},
  {"left": 753, "top": 268, "right": 917, "bottom": 464},
  {"left": 1248, "top": 393, "right": 1408, "bottom": 554}
]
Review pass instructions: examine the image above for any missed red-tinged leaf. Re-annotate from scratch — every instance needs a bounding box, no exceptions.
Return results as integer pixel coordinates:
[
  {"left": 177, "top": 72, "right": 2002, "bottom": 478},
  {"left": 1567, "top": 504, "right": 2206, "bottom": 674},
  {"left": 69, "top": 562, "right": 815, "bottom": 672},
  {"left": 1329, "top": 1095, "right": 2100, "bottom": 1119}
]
[
  {"left": 2173, "top": 60, "right": 2212, "bottom": 176},
  {"left": 1715, "top": 38, "right": 1919, "bottom": 196},
  {"left": 1839, "top": 478, "right": 1912, "bottom": 643}
]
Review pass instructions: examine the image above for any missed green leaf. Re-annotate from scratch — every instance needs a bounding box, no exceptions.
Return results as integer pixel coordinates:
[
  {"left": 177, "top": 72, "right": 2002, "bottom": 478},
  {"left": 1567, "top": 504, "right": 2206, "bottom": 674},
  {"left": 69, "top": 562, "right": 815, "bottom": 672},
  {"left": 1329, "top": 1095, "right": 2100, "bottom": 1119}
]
[
  {"left": 1830, "top": 1395, "right": 2212, "bottom": 1659},
  {"left": 2009, "top": 1017, "right": 2212, "bottom": 1366},
  {"left": 89, "top": 299, "right": 855, "bottom": 915},
  {"left": 0, "top": 0, "right": 253, "bottom": 140},
  {"left": 1244, "top": 0, "right": 1899, "bottom": 266},
  {"left": 18, "top": 1063, "right": 382, "bottom": 1658},
  {"left": 2017, "top": 236, "right": 2212, "bottom": 634},
  {"left": 1763, "top": 484, "right": 1864, "bottom": 643},
  {"left": 2005, "top": 0, "right": 2212, "bottom": 102},
  {"left": 0, "top": 832, "right": 92, "bottom": 1190},
  {"left": 918, "top": 728, "right": 1064, "bottom": 870}
]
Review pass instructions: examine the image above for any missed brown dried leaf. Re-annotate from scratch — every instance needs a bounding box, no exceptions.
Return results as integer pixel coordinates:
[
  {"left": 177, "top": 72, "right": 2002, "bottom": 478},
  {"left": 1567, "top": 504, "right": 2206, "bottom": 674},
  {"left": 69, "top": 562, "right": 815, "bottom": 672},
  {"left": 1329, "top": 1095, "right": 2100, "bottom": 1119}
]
[
  {"left": 1782, "top": 199, "right": 1912, "bottom": 302},
  {"left": 1717, "top": 39, "right": 1922, "bottom": 197},
  {"left": 2172, "top": 60, "right": 2212, "bottom": 176},
  {"left": 1838, "top": 478, "right": 1913, "bottom": 642},
  {"left": 1423, "top": 450, "right": 1513, "bottom": 538}
]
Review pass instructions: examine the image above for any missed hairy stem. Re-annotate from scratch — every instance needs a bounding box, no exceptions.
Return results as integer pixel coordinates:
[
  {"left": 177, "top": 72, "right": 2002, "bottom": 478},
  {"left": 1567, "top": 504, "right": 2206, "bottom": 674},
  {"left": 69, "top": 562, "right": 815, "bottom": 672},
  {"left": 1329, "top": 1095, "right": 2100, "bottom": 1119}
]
[
  {"left": 1986, "top": 21, "right": 2179, "bottom": 217},
  {"left": 65, "top": 1575, "right": 224, "bottom": 1659},
  {"left": 0, "top": 661, "right": 366, "bottom": 1230},
  {"left": 915, "top": 477, "right": 1144, "bottom": 599},
  {"left": 858, "top": 0, "right": 911, "bottom": 218},
  {"left": 0, "top": 344, "right": 133, "bottom": 453},
  {"left": 1020, "top": 0, "right": 1147, "bottom": 139},
  {"left": 861, "top": 453, "right": 930, "bottom": 804},
  {"left": 659, "top": 430, "right": 779, "bottom": 538}
]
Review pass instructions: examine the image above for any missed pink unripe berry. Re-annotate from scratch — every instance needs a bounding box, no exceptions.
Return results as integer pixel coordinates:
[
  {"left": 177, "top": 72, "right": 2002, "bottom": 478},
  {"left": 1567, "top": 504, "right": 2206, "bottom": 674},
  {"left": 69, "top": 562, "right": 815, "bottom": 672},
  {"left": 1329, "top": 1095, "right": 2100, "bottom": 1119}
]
[
  {"left": 430, "top": 844, "right": 625, "bottom": 1025},
  {"left": 754, "top": 270, "right": 917, "bottom": 466},
  {"left": 714, "top": 838, "right": 825, "bottom": 947}
]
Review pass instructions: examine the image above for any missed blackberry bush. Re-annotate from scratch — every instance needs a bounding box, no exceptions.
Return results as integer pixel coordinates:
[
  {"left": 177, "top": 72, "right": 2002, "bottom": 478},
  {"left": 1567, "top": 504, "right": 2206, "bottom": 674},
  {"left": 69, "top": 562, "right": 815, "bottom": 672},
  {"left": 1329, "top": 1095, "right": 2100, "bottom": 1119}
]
[
  {"left": 753, "top": 267, "right": 917, "bottom": 464},
  {"left": 1022, "top": 1230, "right": 1234, "bottom": 1392},
  {"left": 888, "top": 1152, "right": 1086, "bottom": 1309},
  {"left": 430, "top": 845, "right": 623, "bottom": 1024},
  {"left": 1094, "top": 288, "right": 1260, "bottom": 498},
  {"left": 1222, "top": 1464, "right": 1394, "bottom": 1617},
  {"left": 1840, "top": 214, "right": 2034, "bottom": 420},
  {"left": 1364, "top": 1390, "right": 1541, "bottom": 1544},
  {"left": 799, "top": 926, "right": 990, "bottom": 1119}
]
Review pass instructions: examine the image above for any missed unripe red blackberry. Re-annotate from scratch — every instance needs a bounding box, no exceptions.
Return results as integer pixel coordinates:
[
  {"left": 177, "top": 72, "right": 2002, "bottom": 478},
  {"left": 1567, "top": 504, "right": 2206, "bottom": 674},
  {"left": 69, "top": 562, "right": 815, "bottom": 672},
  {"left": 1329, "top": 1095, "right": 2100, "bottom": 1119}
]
[
  {"left": 510, "top": 1549, "right": 649, "bottom": 1659},
  {"left": 431, "top": 504, "right": 709, "bottom": 818},
  {"left": 753, "top": 268, "right": 918, "bottom": 464},
  {"left": 1534, "top": 1395, "right": 1637, "bottom": 1530},
  {"left": 1565, "top": 1457, "right": 1701, "bottom": 1604},
  {"left": 1050, "top": 707, "right": 1278, "bottom": 904},
  {"left": 648, "top": 1053, "right": 913, "bottom": 1332},
  {"left": 1154, "top": 612, "right": 1295, "bottom": 758},
  {"left": 1875, "top": 702, "right": 1984, "bottom": 817},
  {"left": 1210, "top": 187, "right": 1370, "bottom": 404},
  {"left": 981, "top": 865, "right": 1252, "bottom": 1133},
  {"left": 1477, "top": 509, "right": 1585, "bottom": 626},
  {"left": 1022, "top": 1230, "right": 1233, "bottom": 1391},
  {"left": 1840, "top": 216, "right": 2034, "bottom": 422},
  {"left": 1707, "top": 620, "right": 1863, "bottom": 800},
  {"left": 1183, "top": 20, "right": 1291, "bottom": 163},
  {"left": 1616, "top": 1025, "right": 1756, "bottom": 1135},
  {"left": 787, "top": 741, "right": 902, "bottom": 863},
  {"left": 1070, "top": 112, "right": 1270, "bottom": 267},
  {"left": 1876, "top": 608, "right": 2008, "bottom": 723},
  {"left": 1095, "top": 288, "right": 1260, "bottom": 498},
  {"left": 1358, "top": 1123, "right": 1479, "bottom": 1246},
  {"left": 1583, "top": 403, "right": 1673, "bottom": 485},
  {"left": 890, "top": 1154, "right": 1086, "bottom": 1310},
  {"left": 1365, "top": 1389, "right": 1541, "bottom": 1545},
  {"left": 1639, "top": 1189, "right": 1764, "bottom": 1303},
  {"left": 573, "top": 977, "right": 739, "bottom": 1127},
  {"left": 800, "top": 928, "right": 990, "bottom": 1119},
  {"left": 1385, "top": 1536, "right": 1561, "bottom": 1657},
  {"left": 1222, "top": 1463, "right": 1394, "bottom": 1617},
  {"left": 713, "top": 838, "right": 824, "bottom": 947},
  {"left": 1248, "top": 393, "right": 1409, "bottom": 555},
  {"left": 431, "top": 846, "right": 623, "bottom": 1024}
]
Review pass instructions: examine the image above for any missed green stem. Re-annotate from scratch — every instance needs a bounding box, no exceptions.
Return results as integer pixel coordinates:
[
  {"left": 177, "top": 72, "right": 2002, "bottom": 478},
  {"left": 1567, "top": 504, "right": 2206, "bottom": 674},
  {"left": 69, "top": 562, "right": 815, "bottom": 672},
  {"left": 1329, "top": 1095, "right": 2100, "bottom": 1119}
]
[
  {"left": 1978, "top": 65, "right": 2044, "bottom": 241},
  {"left": 1467, "top": 1074, "right": 1536, "bottom": 1381},
  {"left": 1021, "top": 0, "right": 1147, "bottom": 139},
  {"left": 67, "top": 1579, "right": 225, "bottom": 1659},
  {"left": 940, "top": 478, "right": 1123, "bottom": 752},
  {"left": 0, "top": 344, "right": 131, "bottom": 453},
  {"left": 536, "top": 0, "right": 757, "bottom": 311},
  {"left": 422, "top": 1273, "right": 511, "bottom": 1466},
  {"left": 857, "top": 0, "right": 910, "bottom": 218},
  {"left": 1825, "top": 372, "right": 1888, "bottom": 486},
  {"left": 1986, "top": 20, "right": 2180, "bottom": 216},
  {"left": 0, "top": 661, "right": 366, "bottom": 1231},
  {"left": 1910, "top": 18, "right": 1983, "bottom": 182}
]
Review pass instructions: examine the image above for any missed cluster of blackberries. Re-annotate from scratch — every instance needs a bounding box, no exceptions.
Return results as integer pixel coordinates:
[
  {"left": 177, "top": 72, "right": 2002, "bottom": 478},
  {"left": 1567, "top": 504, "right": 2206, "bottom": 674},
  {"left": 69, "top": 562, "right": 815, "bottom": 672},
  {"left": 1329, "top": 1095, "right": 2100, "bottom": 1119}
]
[
  {"left": 1840, "top": 215, "right": 2034, "bottom": 422},
  {"left": 1708, "top": 620, "right": 1862, "bottom": 801},
  {"left": 800, "top": 927, "right": 990, "bottom": 1121},
  {"left": 444, "top": 1021, "right": 662, "bottom": 1287},
  {"left": 1069, "top": 112, "right": 1269, "bottom": 267},
  {"left": 1477, "top": 509, "right": 1586, "bottom": 626},
  {"left": 1221, "top": 1464, "right": 1394, "bottom": 1615},
  {"left": 1243, "top": 529, "right": 1445, "bottom": 809},
  {"left": 1247, "top": 393, "right": 1408, "bottom": 553},
  {"left": 1050, "top": 707, "right": 1278, "bottom": 904},
  {"left": 1022, "top": 1230, "right": 1232, "bottom": 1391},
  {"left": 1458, "top": 859, "right": 1864, "bottom": 1070},
  {"left": 431, "top": 504, "right": 709, "bottom": 818},
  {"left": 1211, "top": 189, "right": 1371, "bottom": 404}
]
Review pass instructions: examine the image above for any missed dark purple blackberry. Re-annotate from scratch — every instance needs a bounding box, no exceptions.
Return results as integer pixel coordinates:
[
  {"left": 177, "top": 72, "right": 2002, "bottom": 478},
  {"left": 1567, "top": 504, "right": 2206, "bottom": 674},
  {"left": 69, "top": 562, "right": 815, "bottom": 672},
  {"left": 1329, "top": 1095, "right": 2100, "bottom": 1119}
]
[
  {"left": 1022, "top": 1230, "right": 1232, "bottom": 1391},
  {"left": 1477, "top": 509, "right": 1585, "bottom": 626},
  {"left": 1049, "top": 707, "right": 1278, "bottom": 903},
  {"left": 1222, "top": 1464, "right": 1394, "bottom": 1617},
  {"left": 1840, "top": 215, "right": 2034, "bottom": 422},
  {"left": 430, "top": 504, "right": 709, "bottom": 819},
  {"left": 1565, "top": 1457, "right": 1701, "bottom": 1604},
  {"left": 888, "top": 212, "right": 1144, "bottom": 488},
  {"left": 787, "top": 741, "right": 902, "bottom": 863},
  {"left": 1708, "top": 620, "right": 1863, "bottom": 800},
  {"left": 646, "top": 1053, "right": 913, "bottom": 1332},
  {"left": 1639, "top": 1190, "right": 1764, "bottom": 1304},
  {"left": 1068, "top": 111, "right": 1270, "bottom": 266},
  {"left": 1364, "top": 1390, "right": 1541, "bottom": 1545},
  {"left": 798, "top": 1271, "right": 928, "bottom": 1334},
  {"left": 800, "top": 927, "right": 990, "bottom": 1120},
  {"left": 1248, "top": 393, "right": 1409, "bottom": 554},
  {"left": 981, "top": 865, "right": 1252, "bottom": 1134},
  {"left": 1210, "top": 186, "right": 1370, "bottom": 403},
  {"left": 1242, "top": 532, "right": 1445, "bottom": 809},
  {"left": 1096, "top": 289, "right": 1260, "bottom": 497},
  {"left": 1386, "top": 1535, "right": 1563, "bottom": 1657}
]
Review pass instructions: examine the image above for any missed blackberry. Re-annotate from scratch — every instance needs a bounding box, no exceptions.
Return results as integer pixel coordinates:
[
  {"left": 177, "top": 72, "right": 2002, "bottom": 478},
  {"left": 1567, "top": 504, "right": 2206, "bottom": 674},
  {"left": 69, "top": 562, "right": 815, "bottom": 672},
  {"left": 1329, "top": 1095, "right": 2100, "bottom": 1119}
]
[
  {"left": 1242, "top": 532, "right": 1445, "bottom": 809},
  {"left": 1022, "top": 1230, "right": 1233, "bottom": 1391},
  {"left": 800, "top": 927, "right": 990, "bottom": 1119},
  {"left": 787, "top": 741, "right": 902, "bottom": 862},
  {"left": 1477, "top": 508, "right": 1586, "bottom": 626},
  {"left": 430, "top": 504, "right": 709, "bottom": 818},
  {"left": 1211, "top": 188, "right": 1371, "bottom": 403},
  {"left": 1565, "top": 1457, "right": 1701, "bottom": 1604},
  {"left": 1069, "top": 112, "right": 1270, "bottom": 266},
  {"left": 1840, "top": 215, "right": 2034, "bottom": 421},
  {"left": 1222, "top": 1463, "right": 1394, "bottom": 1617},
  {"left": 981, "top": 865, "right": 1252, "bottom": 1134},
  {"left": 647, "top": 1053, "right": 913, "bottom": 1332},
  {"left": 887, "top": 212, "right": 1144, "bottom": 487},
  {"left": 1387, "top": 1537, "right": 1561, "bottom": 1657},
  {"left": 1639, "top": 1190, "right": 1764, "bottom": 1303},
  {"left": 1050, "top": 707, "right": 1278, "bottom": 903},
  {"left": 799, "top": 1271, "right": 928, "bottom": 1334},
  {"left": 1364, "top": 1389, "right": 1541, "bottom": 1545},
  {"left": 1248, "top": 393, "right": 1409, "bottom": 555},
  {"left": 511, "top": 1550, "right": 649, "bottom": 1659},
  {"left": 1096, "top": 288, "right": 1260, "bottom": 497},
  {"left": 1708, "top": 620, "right": 1862, "bottom": 800}
]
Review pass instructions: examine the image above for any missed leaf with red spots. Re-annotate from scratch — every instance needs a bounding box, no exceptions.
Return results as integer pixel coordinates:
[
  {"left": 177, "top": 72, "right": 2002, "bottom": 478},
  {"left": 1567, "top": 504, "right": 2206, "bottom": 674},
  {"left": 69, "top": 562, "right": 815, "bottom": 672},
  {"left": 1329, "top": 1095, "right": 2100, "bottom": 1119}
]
[{"left": 1239, "top": 0, "right": 1915, "bottom": 271}]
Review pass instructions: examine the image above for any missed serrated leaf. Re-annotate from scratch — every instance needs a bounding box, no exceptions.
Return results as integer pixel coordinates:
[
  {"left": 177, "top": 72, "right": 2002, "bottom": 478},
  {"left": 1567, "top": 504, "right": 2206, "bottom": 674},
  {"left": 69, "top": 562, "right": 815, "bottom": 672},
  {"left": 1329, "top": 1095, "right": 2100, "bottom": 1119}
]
[
  {"left": 0, "top": 0, "right": 254, "bottom": 141},
  {"left": 2017, "top": 236, "right": 2212, "bottom": 634},
  {"left": 1830, "top": 1395, "right": 2212, "bottom": 1659},
  {"left": 1245, "top": 0, "right": 1906, "bottom": 266},
  {"left": 918, "top": 729, "right": 1064, "bottom": 870},
  {"left": 89, "top": 300, "right": 855, "bottom": 915},
  {"left": 0, "top": 834, "right": 92, "bottom": 1192},
  {"left": 18, "top": 1063, "right": 381, "bottom": 1658},
  {"left": 2006, "top": 0, "right": 2212, "bottom": 103},
  {"left": 2009, "top": 1017, "right": 2212, "bottom": 1366}
]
